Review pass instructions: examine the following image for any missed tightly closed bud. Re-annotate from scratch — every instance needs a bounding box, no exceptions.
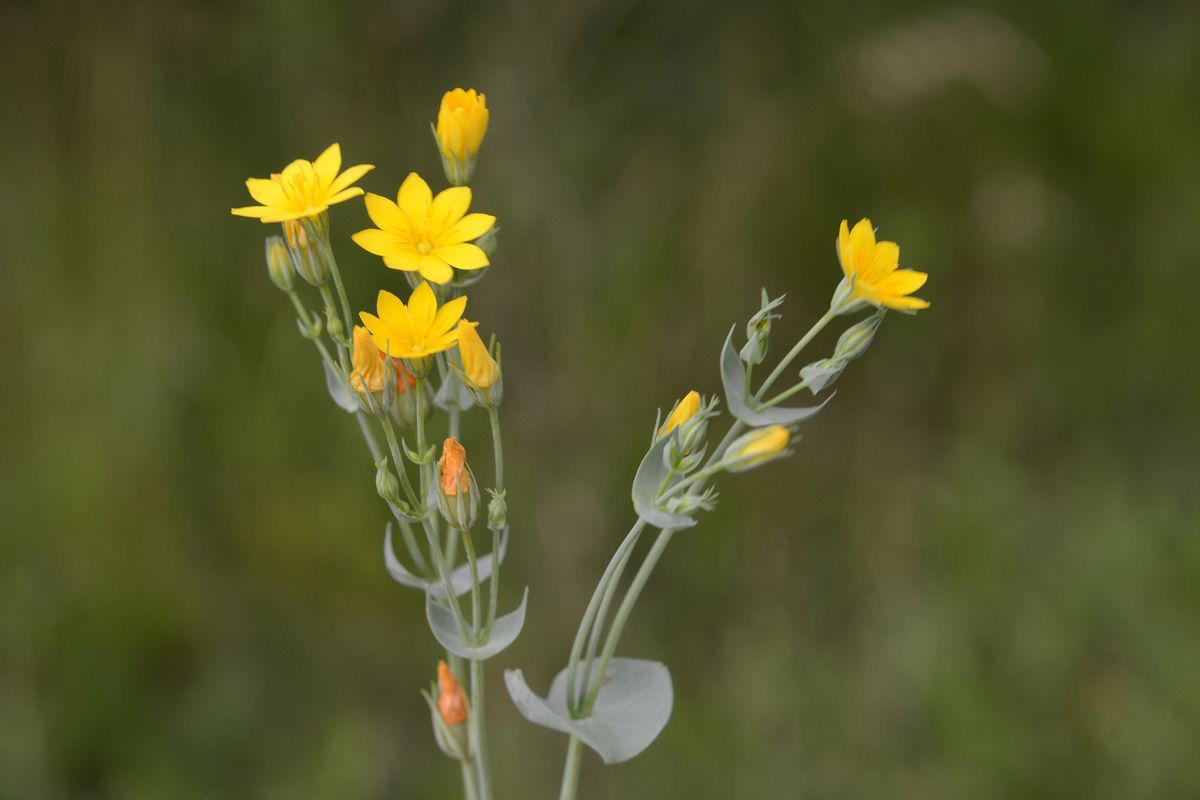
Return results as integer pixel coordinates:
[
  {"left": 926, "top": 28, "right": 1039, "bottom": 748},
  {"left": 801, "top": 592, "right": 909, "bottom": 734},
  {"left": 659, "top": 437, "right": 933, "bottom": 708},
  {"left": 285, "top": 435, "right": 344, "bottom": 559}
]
[
  {"left": 375, "top": 458, "right": 402, "bottom": 504},
  {"left": 392, "top": 380, "right": 432, "bottom": 429},
  {"left": 350, "top": 325, "right": 416, "bottom": 397},
  {"left": 264, "top": 236, "right": 294, "bottom": 291},
  {"left": 724, "top": 425, "right": 791, "bottom": 472},
  {"left": 487, "top": 489, "right": 507, "bottom": 532},
  {"left": 657, "top": 391, "right": 701, "bottom": 440},
  {"left": 283, "top": 217, "right": 330, "bottom": 286},
  {"left": 437, "top": 660, "right": 469, "bottom": 726},
  {"left": 457, "top": 321, "right": 499, "bottom": 390},
  {"left": 437, "top": 438, "right": 479, "bottom": 529},
  {"left": 740, "top": 289, "right": 785, "bottom": 365},
  {"left": 834, "top": 308, "right": 886, "bottom": 363},
  {"left": 435, "top": 88, "right": 489, "bottom": 186}
]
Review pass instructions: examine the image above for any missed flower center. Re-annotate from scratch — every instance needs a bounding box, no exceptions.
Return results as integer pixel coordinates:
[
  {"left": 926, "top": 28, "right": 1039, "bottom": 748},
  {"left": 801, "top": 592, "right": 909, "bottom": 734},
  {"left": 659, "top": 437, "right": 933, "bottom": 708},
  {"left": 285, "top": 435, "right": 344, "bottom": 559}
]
[{"left": 417, "top": 241, "right": 433, "bottom": 255}]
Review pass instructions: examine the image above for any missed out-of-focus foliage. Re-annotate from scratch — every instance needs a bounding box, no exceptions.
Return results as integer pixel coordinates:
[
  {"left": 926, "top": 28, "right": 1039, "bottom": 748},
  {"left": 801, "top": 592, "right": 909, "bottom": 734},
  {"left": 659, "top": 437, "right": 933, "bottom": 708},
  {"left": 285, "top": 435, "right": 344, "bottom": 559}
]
[{"left": 2, "top": 0, "right": 1199, "bottom": 797}]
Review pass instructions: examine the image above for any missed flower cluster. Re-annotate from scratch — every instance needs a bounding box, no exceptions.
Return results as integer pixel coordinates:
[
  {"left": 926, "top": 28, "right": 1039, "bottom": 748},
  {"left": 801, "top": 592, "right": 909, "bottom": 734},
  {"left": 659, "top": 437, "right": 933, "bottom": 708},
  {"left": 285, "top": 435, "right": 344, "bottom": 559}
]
[{"left": 232, "top": 87, "right": 927, "bottom": 800}]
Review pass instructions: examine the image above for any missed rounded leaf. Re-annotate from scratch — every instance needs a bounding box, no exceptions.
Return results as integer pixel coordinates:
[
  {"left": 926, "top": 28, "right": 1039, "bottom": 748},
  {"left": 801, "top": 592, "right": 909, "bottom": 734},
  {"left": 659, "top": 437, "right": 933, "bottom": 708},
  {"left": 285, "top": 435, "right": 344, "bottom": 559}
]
[
  {"left": 504, "top": 658, "right": 674, "bottom": 764},
  {"left": 427, "top": 587, "right": 528, "bottom": 660}
]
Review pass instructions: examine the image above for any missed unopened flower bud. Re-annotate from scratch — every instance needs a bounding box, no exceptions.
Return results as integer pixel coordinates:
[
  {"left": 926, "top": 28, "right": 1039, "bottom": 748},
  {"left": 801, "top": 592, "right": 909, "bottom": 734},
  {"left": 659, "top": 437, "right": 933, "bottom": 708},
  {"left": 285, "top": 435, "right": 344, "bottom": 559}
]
[
  {"left": 283, "top": 218, "right": 330, "bottom": 286},
  {"left": 350, "top": 326, "right": 416, "bottom": 407},
  {"left": 834, "top": 308, "right": 886, "bottom": 363},
  {"left": 657, "top": 390, "right": 701, "bottom": 441},
  {"left": 437, "top": 438, "right": 479, "bottom": 529},
  {"left": 724, "top": 425, "right": 791, "bottom": 472},
  {"left": 424, "top": 661, "right": 470, "bottom": 760},
  {"left": 456, "top": 321, "right": 502, "bottom": 406},
  {"left": 434, "top": 88, "right": 489, "bottom": 186},
  {"left": 264, "top": 236, "right": 294, "bottom": 291},
  {"left": 437, "top": 660, "right": 469, "bottom": 726},
  {"left": 375, "top": 458, "right": 402, "bottom": 504},
  {"left": 487, "top": 489, "right": 507, "bottom": 532},
  {"left": 740, "top": 289, "right": 785, "bottom": 365}
]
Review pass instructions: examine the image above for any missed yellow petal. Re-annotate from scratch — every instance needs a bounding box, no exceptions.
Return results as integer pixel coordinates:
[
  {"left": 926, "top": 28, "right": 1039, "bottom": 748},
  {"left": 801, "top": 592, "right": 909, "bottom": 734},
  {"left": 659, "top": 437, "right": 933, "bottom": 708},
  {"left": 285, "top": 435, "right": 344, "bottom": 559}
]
[
  {"left": 324, "top": 186, "right": 364, "bottom": 206},
  {"left": 406, "top": 281, "right": 438, "bottom": 328},
  {"left": 430, "top": 186, "right": 471, "bottom": 235},
  {"left": 837, "top": 219, "right": 853, "bottom": 277},
  {"left": 365, "top": 193, "right": 406, "bottom": 231},
  {"left": 352, "top": 228, "right": 403, "bottom": 256},
  {"left": 439, "top": 213, "right": 496, "bottom": 245},
  {"left": 418, "top": 255, "right": 455, "bottom": 284},
  {"left": 876, "top": 268, "right": 927, "bottom": 296},
  {"left": 246, "top": 177, "right": 287, "bottom": 206},
  {"left": 313, "top": 143, "right": 342, "bottom": 188},
  {"left": 377, "top": 289, "right": 407, "bottom": 322},
  {"left": 435, "top": 243, "right": 489, "bottom": 270},
  {"left": 231, "top": 205, "right": 272, "bottom": 218},
  {"left": 260, "top": 206, "right": 324, "bottom": 223},
  {"left": 883, "top": 294, "right": 931, "bottom": 311},
  {"left": 866, "top": 241, "right": 900, "bottom": 280},
  {"left": 279, "top": 158, "right": 308, "bottom": 185},
  {"left": 430, "top": 295, "right": 468, "bottom": 339},
  {"left": 847, "top": 218, "right": 876, "bottom": 274},
  {"left": 397, "top": 172, "right": 432, "bottom": 221},
  {"left": 383, "top": 250, "right": 421, "bottom": 271},
  {"left": 328, "top": 163, "right": 374, "bottom": 195}
]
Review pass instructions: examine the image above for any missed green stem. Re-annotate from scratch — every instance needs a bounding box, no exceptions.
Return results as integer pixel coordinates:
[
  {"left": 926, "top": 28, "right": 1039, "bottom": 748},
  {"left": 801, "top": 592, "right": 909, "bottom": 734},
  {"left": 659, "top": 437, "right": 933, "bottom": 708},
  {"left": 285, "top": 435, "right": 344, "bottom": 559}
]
[
  {"left": 582, "top": 528, "right": 677, "bottom": 714},
  {"left": 460, "top": 529, "right": 482, "bottom": 633},
  {"left": 460, "top": 759, "right": 480, "bottom": 800},
  {"left": 574, "top": 530, "right": 641, "bottom": 712},
  {"left": 760, "top": 378, "right": 810, "bottom": 410},
  {"left": 355, "top": 411, "right": 383, "bottom": 462},
  {"left": 755, "top": 309, "right": 836, "bottom": 399},
  {"left": 396, "top": 519, "right": 429, "bottom": 577},
  {"left": 564, "top": 520, "right": 647, "bottom": 715},
  {"left": 486, "top": 407, "right": 505, "bottom": 634},
  {"left": 469, "top": 658, "right": 493, "bottom": 800},
  {"left": 559, "top": 735, "right": 583, "bottom": 800}
]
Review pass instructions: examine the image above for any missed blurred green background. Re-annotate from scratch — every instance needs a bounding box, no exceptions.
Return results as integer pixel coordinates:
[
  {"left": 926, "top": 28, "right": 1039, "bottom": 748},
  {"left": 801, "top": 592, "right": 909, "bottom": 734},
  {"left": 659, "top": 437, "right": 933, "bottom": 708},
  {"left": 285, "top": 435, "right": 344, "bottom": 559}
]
[{"left": 3, "top": 0, "right": 1199, "bottom": 797}]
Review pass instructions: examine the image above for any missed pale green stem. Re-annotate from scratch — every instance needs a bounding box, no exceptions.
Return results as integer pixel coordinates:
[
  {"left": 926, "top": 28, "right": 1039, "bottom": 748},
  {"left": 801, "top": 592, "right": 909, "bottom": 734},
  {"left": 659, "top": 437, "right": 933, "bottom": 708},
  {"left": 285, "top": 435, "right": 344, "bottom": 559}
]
[
  {"left": 575, "top": 529, "right": 641, "bottom": 711},
  {"left": 760, "top": 378, "right": 810, "bottom": 409},
  {"left": 355, "top": 411, "right": 384, "bottom": 462},
  {"left": 564, "top": 520, "right": 647, "bottom": 715},
  {"left": 581, "top": 528, "right": 676, "bottom": 714},
  {"left": 460, "top": 760, "right": 480, "bottom": 800},
  {"left": 460, "top": 530, "right": 482, "bottom": 633},
  {"left": 755, "top": 309, "right": 836, "bottom": 399},
  {"left": 486, "top": 407, "right": 505, "bottom": 635},
  {"left": 469, "top": 658, "right": 493, "bottom": 800},
  {"left": 396, "top": 519, "right": 429, "bottom": 578},
  {"left": 559, "top": 735, "right": 583, "bottom": 800}
]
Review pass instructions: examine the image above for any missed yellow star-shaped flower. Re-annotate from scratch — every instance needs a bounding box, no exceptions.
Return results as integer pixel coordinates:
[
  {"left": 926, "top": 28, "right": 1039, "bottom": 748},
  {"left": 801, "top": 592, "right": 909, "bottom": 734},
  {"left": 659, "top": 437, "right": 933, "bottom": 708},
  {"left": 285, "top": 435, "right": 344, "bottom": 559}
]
[
  {"left": 837, "top": 218, "right": 929, "bottom": 312},
  {"left": 358, "top": 281, "right": 471, "bottom": 360},
  {"left": 352, "top": 172, "right": 496, "bottom": 285},
  {"left": 231, "top": 143, "right": 373, "bottom": 223}
]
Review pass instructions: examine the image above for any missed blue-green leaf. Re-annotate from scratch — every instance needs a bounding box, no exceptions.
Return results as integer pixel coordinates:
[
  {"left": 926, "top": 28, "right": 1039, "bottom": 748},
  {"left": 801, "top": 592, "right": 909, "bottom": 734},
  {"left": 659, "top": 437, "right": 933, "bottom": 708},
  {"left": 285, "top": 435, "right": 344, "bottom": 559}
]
[
  {"left": 631, "top": 436, "right": 697, "bottom": 529},
  {"left": 323, "top": 360, "right": 358, "bottom": 413},
  {"left": 721, "top": 327, "right": 833, "bottom": 425},
  {"left": 384, "top": 523, "right": 508, "bottom": 600},
  {"left": 504, "top": 658, "right": 674, "bottom": 764},
  {"left": 426, "top": 587, "right": 528, "bottom": 660}
]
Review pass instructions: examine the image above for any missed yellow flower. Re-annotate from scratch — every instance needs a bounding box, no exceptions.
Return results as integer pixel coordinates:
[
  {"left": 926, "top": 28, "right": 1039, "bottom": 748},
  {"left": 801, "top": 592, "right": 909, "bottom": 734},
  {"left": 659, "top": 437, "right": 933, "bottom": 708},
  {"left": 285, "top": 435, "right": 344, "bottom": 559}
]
[
  {"left": 358, "top": 281, "right": 469, "bottom": 360},
  {"left": 349, "top": 325, "right": 416, "bottom": 393},
  {"left": 456, "top": 320, "right": 499, "bottom": 390},
  {"left": 725, "top": 425, "right": 790, "bottom": 471},
  {"left": 231, "top": 143, "right": 373, "bottom": 223},
  {"left": 658, "top": 390, "right": 701, "bottom": 439},
  {"left": 437, "top": 660, "right": 469, "bottom": 726},
  {"left": 435, "top": 88, "right": 489, "bottom": 185},
  {"left": 836, "top": 218, "right": 929, "bottom": 312},
  {"left": 352, "top": 172, "right": 496, "bottom": 285}
]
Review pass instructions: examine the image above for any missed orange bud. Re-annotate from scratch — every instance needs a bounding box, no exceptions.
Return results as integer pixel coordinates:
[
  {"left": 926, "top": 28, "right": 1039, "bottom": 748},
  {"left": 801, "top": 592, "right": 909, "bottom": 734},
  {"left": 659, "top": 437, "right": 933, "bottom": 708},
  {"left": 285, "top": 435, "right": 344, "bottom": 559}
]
[
  {"left": 439, "top": 438, "right": 470, "bottom": 496},
  {"left": 437, "top": 660, "right": 469, "bottom": 726}
]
